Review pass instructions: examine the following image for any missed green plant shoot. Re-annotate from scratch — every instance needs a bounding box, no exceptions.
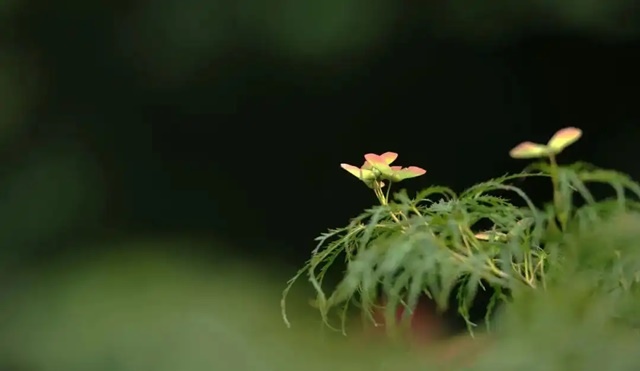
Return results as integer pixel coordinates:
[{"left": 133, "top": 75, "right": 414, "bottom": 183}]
[{"left": 281, "top": 127, "right": 640, "bottom": 341}]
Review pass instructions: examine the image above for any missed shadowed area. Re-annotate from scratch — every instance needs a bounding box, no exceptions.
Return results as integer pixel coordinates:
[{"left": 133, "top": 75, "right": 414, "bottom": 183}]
[{"left": 1, "top": 0, "right": 640, "bottom": 370}]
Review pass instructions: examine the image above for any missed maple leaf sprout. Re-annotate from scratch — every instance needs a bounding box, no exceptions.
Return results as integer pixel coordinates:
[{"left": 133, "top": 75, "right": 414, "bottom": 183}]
[
  {"left": 509, "top": 127, "right": 582, "bottom": 160},
  {"left": 509, "top": 127, "right": 583, "bottom": 231},
  {"left": 341, "top": 152, "right": 426, "bottom": 205},
  {"left": 364, "top": 153, "right": 426, "bottom": 182},
  {"left": 282, "top": 127, "right": 640, "bottom": 338}
]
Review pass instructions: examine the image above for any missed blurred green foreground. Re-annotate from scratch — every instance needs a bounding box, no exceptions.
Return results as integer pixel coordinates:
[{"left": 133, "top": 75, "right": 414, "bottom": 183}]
[{"left": 0, "top": 213, "right": 640, "bottom": 371}]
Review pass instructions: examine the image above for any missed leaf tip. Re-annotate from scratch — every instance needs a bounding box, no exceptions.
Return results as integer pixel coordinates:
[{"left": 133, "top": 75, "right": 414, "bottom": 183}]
[
  {"left": 407, "top": 166, "right": 426, "bottom": 176},
  {"left": 548, "top": 126, "right": 583, "bottom": 151}
]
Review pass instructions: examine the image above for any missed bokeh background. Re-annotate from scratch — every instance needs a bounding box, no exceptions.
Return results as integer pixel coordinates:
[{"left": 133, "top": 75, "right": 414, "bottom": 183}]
[{"left": 1, "top": 1, "right": 640, "bottom": 370}]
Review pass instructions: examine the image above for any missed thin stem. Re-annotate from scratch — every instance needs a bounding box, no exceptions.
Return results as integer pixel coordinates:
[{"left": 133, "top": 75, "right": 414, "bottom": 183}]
[
  {"left": 460, "top": 227, "right": 474, "bottom": 256},
  {"left": 548, "top": 154, "right": 567, "bottom": 230},
  {"left": 523, "top": 255, "right": 531, "bottom": 283},
  {"left": 548, "top": 154, "right": 559, "bottom": 197},
  {"left": 373, "top": 182, "right": 403, "bottom": 225},
  {"left": 385, "top": 181, "right": 392, "bottom": 203},
  {"left": 373, "top": 182, "right": 387, "bottom": 205},
  {"left": 385, "top": 183, "right": 409, "bottom": 222}
]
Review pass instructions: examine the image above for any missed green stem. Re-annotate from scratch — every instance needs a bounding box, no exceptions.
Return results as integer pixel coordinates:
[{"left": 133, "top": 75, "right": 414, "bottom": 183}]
[
  {"left": 373, "top": 182, "right": 403, "bottom": 225},
  {"left": 373, "top": 182, "right": 387, "bottom": 205},
  {"left": 548, "top": 154, "right": 567, "bottom": 230},
  {"left": 385, "top": 182, "right": 392, "bottom": 203}
]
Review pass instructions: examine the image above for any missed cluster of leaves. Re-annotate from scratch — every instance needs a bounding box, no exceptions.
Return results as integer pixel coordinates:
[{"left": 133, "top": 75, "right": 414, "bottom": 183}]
[{"left": 281, "top": 127, "right": 640, "bottom": 338}]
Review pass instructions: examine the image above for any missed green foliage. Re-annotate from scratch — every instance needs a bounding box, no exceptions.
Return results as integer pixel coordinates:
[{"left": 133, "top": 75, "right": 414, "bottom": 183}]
[
  {"left": 3, "top": 232, "right": 640, "bottom": 370},
  {"left": 282, "top": 128, "right": 640, "bottom": 341}
]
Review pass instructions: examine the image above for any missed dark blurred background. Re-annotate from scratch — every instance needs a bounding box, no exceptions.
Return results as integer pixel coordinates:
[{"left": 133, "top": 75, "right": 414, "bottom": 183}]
[{"left": 0, "top": 1, "right": 639, "bottom": 369}]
